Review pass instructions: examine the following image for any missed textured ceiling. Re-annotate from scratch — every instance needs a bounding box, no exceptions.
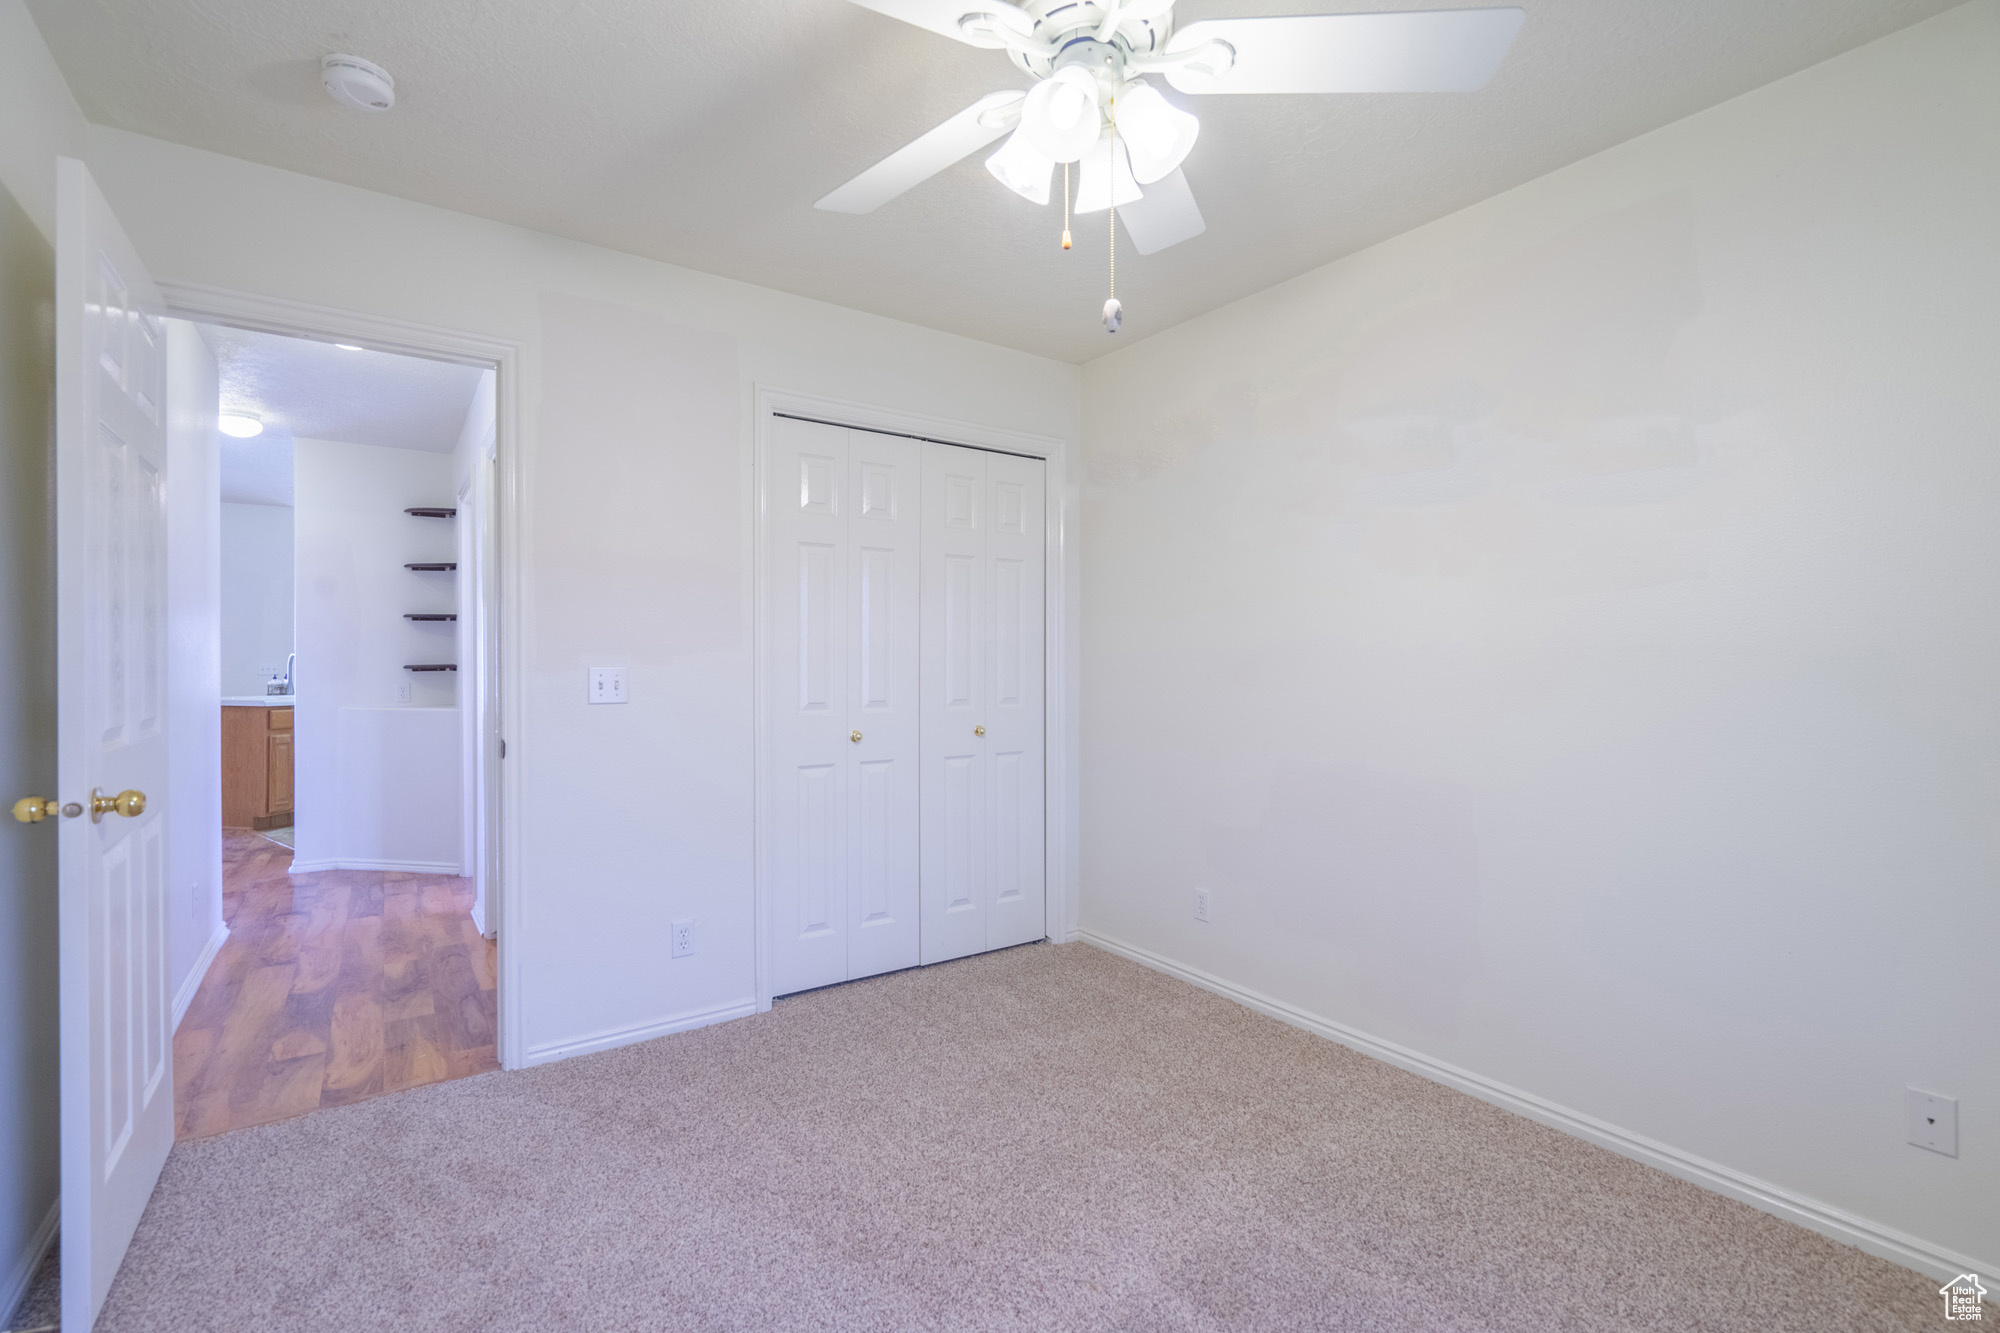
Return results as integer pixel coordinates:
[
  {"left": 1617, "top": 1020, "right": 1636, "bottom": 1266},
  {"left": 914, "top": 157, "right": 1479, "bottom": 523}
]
[
  {"left": 205, "top": 322, "right": 486, "bottom": 505},
  {"left": 35, "top": 0, "right": 1957, "bottom": 362}
]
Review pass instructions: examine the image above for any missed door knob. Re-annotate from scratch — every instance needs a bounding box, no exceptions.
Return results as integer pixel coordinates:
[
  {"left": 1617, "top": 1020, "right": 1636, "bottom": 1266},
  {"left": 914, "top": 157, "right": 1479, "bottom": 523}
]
[
  {"left": 850, "top": 730, "right": 862, "bottom": 743},
  {"left": 89, "top": 788, "right": 147, "bottom": 823},
  {"left": 974, "top": 725, "right": 986, "bottom": 737},
  {"left": 12, "top": 797, "right": 58, "bottom": 823}
]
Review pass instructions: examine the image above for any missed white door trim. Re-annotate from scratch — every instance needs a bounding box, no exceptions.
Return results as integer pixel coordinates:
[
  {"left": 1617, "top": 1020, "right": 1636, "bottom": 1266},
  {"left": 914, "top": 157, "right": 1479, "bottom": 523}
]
[
  {"left": 753, "top": 386, "right": 1072, "bottom": 1012},
  {"left": 150, "top": 279, "right": 528, "bottom": 1071}
]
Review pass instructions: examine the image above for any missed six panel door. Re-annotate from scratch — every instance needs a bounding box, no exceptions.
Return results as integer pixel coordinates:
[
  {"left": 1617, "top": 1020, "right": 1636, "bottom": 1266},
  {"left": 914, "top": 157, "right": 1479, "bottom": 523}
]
[
  {"left": 918, "top": 443, "right": 1047, "bottom": 966},
  {"left": 767, "top": 417, "right": 923, "bottom": 996}
]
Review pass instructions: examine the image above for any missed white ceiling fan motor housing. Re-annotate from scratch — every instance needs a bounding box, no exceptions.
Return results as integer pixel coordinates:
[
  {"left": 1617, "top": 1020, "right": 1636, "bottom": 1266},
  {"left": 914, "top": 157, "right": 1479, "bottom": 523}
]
[{"left": 322, "top": 54, "right": 396, "bottom": 112}]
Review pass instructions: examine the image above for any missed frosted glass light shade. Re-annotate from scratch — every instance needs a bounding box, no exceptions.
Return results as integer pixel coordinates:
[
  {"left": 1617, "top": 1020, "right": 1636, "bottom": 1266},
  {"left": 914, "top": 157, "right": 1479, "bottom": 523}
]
[
  {"left": 1020, "top": 67, "right": 1102, "bottom": 163},
  {"left": 986, "top": 127, "right": 1055, "bottom": 205},
  {"left": 1072, "top": 130, "right": 1142, "bottom": 215},
  {"left": 218, "top": 412, "right": 264, "bottom": 438},
  {"left": 1115, "top": 80, "right": 1199, "bottom": 184}
]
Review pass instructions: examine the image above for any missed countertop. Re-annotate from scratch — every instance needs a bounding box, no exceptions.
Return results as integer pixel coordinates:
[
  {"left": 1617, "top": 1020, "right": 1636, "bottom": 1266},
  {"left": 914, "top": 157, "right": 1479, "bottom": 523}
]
[{"left": 222, "top": 696, "right": 295, "bottom": 707}]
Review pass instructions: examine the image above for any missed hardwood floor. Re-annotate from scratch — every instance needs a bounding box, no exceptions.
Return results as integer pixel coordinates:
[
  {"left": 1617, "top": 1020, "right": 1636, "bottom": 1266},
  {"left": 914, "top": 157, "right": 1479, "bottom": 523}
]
[{"left": 173, "top": 829, "right": 498, "bottom": 1140}]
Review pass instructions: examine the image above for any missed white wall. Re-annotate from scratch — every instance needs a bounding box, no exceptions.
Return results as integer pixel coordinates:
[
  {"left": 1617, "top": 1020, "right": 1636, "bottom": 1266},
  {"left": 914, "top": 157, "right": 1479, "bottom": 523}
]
[
  {"left": 293, "top": 436, "right": 462, "bottom": 871},
  {"left": 219, "top": 501, "right": 293, "bottom": 697},
  {"left": 81, "top": 121, "right": 1083, "bottom": 1065},
  {"left": 163, "top": 321, "right": 225, "bottom": 1027},
  {"left": 1079, "top": 1, "right": 1999, "bottom": 1281}
]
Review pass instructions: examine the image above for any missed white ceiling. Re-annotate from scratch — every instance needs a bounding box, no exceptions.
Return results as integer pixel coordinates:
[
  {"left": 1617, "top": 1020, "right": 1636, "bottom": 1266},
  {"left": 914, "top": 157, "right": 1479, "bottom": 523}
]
[
  {"left": 36, "top": 0, "right": 1956, "bottom": 363},
  {"left": 204, "top": 323, "right": 486, "bottom": 505}
]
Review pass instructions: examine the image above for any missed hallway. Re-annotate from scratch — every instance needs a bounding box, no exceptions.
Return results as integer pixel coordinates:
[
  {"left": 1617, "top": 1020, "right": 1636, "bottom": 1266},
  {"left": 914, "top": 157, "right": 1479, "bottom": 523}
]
[{"left": 172, "top": 830, "right": 498, "bottom": 1139}]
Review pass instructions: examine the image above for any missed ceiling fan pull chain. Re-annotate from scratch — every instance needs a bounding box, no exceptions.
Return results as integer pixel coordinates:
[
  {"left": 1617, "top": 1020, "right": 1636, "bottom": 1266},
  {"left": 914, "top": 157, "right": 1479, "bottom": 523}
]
[
  {"left": 1062, "top": 162, "right": 1072, "bottom": 251},
  {"left": 1102, "top": 97, "right": 1122, "bottom": 334}
]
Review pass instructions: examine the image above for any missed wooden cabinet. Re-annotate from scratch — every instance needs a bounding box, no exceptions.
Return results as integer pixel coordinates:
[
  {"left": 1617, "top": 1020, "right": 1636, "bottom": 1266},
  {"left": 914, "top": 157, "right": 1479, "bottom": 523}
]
[{"left": 223, "top": 705, "right": 295, "bottom": 829}]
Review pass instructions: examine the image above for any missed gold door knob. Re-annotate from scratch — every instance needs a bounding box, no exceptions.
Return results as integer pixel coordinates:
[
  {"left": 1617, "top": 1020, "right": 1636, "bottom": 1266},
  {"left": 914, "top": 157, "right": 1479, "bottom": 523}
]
[
  {"left": 850, "top": 730, "right": 862, "bottom": 743},
  {"left": 89, "top": 788, "right": 147, "bottom": 823},
  {"left": 974, "top": 725, "right": 986, "bottom": 737},
  {"left": 12, "top": 797, "right": 58, "bottom": 824}
]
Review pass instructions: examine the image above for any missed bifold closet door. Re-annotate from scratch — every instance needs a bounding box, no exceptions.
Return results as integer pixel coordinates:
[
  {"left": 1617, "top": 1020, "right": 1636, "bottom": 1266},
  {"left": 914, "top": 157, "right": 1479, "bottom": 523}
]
[
  {"left": 920, "top": 443, "right": 1046, "bottom": 964},
  {"left": 768, "top": 417, "right": 922, "bottom": 996}
]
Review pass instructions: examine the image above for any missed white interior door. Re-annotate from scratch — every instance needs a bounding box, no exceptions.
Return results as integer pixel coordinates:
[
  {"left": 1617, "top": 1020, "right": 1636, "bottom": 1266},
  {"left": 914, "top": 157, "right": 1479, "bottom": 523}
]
[
  {"left": 919, "top": 443, "right": 1046, "bottom": 964},
  {"left": 55, "top": 156, "right": 176, "bottom": 1329},
  {"left": 767, "top": 417, "right": 922, "bottom": 995}
]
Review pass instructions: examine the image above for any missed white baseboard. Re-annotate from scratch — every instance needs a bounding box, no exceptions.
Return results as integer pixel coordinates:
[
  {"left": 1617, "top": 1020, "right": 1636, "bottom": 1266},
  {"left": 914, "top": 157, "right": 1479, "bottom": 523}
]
[
  {"left": 286, "top": 857, "right": 462, "bottom": 875},
  {"left": 1078, "top": 929, "right": 1991, "bottom": 1284},
  {"left": 521, "top": 999, "right": 759, "bottom": 1067},
  {"left": 2, "top": 1196, "right": 58, "bottom": 1323},
  {"left": 172, "top": 919, "right": 230, "bottom": 1031}
]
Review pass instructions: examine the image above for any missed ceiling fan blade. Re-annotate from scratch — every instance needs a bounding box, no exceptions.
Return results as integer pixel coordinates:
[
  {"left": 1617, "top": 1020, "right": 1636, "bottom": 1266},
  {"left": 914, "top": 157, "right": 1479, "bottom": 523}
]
[
  {"left": 815, "top": 91, "right": 1025, "bottom": 214},
  {"left": 1116, "top": 168, "right": 1204, "bottom": 255},
  {"left": 1164, "top": 7, "right": 1525, "bottom": 95},
  {"left": 842, "top": 0, "right": 1032, "bottom": 46}
]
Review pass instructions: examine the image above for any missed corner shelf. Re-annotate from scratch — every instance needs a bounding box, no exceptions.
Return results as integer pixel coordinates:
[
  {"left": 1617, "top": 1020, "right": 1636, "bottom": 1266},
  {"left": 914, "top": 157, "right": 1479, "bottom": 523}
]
[
  {"left": 404, "top": 613, "right": 457, "bottom": 622},
  {"left": 404, "top": 663, "right": 457, "bottom": 673},
  {"left": 406, "top": 507, "right": 457, "bottom": 519},
  {"left": 405, "top": 562, "right": 457, "bottom": 572}
]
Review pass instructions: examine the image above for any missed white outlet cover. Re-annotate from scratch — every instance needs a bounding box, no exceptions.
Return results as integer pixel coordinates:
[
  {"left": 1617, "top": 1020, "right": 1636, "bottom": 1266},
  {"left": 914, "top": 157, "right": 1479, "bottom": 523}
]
[
  {"left": 670, "top": 918, "right": 695, "bottom": 958},
  {"left": 588, "top": 666, "right": 627, "bottom": 704},
  {"left": 1193, "top": 887, "right": 1211, "bottom": 923},
  {"left": 1907, "top": 1088, "right": 1958, "bottom": 1157}
]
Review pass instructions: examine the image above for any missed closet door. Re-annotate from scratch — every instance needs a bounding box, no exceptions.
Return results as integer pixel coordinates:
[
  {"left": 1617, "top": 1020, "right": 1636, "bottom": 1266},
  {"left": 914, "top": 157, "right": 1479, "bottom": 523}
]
[
  {"left": 981, "top": 451, "right": 1046, "bottom": 951},
  {"left": 767, "top": 418, "right": 921, "bottom": 996},
  {"left": 919, "top": 443, "right": 1046, "bottom": 964}
]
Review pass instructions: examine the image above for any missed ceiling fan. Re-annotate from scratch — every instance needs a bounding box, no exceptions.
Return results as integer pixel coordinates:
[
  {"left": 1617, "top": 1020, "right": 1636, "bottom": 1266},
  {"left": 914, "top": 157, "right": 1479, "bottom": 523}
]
[{"left": 817, "top": 0, "right": 1524, "bottom": 329}]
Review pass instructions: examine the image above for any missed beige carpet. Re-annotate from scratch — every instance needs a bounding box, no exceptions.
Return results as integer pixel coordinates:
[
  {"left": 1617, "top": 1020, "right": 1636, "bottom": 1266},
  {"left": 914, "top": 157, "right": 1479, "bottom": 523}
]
[{"left": 86, "top": 942, "right": 1931, "bottom": 1332}]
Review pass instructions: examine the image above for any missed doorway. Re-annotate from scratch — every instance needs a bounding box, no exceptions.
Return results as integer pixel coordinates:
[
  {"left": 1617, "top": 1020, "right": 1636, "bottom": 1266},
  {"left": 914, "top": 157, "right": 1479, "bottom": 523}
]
[
  {"left": 757, "top": 402, "right": 1059, "bottom": 1001},
  {"left": 175, "top": 320, "right": 503, "bottom": 1137}
]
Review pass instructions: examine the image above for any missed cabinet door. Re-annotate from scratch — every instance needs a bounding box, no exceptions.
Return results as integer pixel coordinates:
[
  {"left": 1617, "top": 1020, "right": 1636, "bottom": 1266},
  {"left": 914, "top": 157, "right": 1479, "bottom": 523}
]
[{"left": 266, "top": 730, "right": 294, "bottom": 814}]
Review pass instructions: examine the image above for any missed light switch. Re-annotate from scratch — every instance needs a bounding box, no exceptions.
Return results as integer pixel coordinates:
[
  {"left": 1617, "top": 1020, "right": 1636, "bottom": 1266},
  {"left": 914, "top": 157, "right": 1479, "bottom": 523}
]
[{"left": 588, "top": 666, "right": 627, "bottom": 705}]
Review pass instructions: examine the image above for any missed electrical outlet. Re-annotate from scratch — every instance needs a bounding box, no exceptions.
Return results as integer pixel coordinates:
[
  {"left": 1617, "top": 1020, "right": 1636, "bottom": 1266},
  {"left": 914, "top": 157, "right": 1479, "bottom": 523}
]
[
  {"left": 1907, "top": 1088, "right": 1958, "bottom": 1156},
  {"left": 588, "top": 666, "right": 627, "bottom": 705},
  {"left": 1193, "top": 887, "right": 1211, "bottom": 924},
  {"left": 396, "top": 679, "right": 411, "bottom": 704},
  {"left": 670, "top": 918, "right": 695, "bottom": 959}
]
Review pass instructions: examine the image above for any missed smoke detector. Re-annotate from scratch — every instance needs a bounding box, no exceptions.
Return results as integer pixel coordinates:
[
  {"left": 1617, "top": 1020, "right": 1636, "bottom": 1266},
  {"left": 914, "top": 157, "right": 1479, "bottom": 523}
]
[{"left": 321, "top": 54, "right": 395, "bottom": 112}]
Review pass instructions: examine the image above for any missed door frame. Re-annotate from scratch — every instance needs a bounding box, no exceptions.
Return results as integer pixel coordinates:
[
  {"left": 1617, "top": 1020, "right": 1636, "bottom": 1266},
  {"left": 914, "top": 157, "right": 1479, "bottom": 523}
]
[
  {"left": 152, "top": 279, "right": 528, "bottom": 1069},
  {"left": 751, "top": 386, "right": 1073, "bottom": 1012}
]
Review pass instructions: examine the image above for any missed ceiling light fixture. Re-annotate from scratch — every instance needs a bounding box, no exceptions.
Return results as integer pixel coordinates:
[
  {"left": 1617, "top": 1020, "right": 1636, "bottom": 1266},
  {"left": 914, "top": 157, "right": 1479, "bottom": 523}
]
[
  {"left": 1019, "top": 66, "right": 1102, "bottom": 163},
  {"left": 334, "top": 342, "right": 363, "bottom": 351},
  {"left": 985, "top": 127, "right": 1055, "bottom": 204},
  {"left": 1114, "top": 80, "right": 1199, "bottom": 184},
  {"left": 817, "top": 0, "right": 1526, "bottom": 333},
  {"left": 218, "top": 412, "right": 264, "bottom": 439}
]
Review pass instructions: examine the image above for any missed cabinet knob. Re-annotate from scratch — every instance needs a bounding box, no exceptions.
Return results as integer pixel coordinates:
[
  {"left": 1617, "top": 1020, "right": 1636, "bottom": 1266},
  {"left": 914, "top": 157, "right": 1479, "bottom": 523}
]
[
  {"left": 974, "top": 725, "right": 986, "bottom": 737},
  {"left": 850, "top": 730, "right": 863, "bottom": 743}
]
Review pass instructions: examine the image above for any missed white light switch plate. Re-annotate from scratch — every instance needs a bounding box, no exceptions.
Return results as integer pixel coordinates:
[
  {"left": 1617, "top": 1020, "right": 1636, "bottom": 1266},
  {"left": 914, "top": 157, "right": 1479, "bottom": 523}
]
[
  {"left": 1907, "top": 1088, "right": 1958, "bottom": 1156},
  {"left": 588, "top": 666, "right": 627, "bottom": 704}
]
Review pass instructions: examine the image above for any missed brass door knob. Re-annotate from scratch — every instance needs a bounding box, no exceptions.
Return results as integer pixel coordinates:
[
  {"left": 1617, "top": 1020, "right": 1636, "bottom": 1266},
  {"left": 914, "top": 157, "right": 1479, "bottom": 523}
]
[
  {"left": 850, "top": 730, "right": 862, "bottom": 743},
  {"left": 89, "top": 788, "right": 147, "bottom": 823},
  {"left": 12, "top": 797, "right": 58, "bottom": 824},
  {"left": 974, "top": 725, "right": 986, "bottom": 737}
]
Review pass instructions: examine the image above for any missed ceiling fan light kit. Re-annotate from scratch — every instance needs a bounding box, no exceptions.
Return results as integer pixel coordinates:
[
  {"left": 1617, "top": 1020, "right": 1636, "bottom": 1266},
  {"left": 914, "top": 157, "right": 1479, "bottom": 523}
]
[{"left": 821, "top": 0, "right": 1526, "bottom": 332}]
